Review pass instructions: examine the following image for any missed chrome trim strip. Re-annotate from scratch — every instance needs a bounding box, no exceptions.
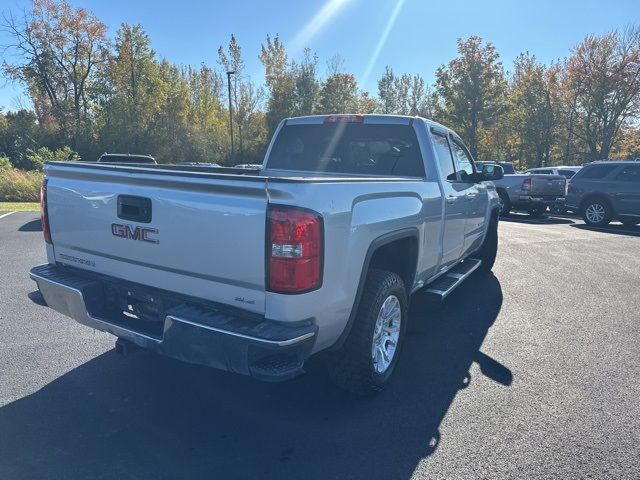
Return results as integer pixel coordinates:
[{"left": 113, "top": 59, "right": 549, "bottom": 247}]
[{"left": 167, "top": 316, "right": 315, "bottom": 347}]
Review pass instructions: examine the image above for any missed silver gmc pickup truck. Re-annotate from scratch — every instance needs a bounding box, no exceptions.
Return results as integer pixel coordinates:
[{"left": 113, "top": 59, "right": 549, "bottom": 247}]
[{"left": 31, "top": 114, "right": 503, "bottom": 394}]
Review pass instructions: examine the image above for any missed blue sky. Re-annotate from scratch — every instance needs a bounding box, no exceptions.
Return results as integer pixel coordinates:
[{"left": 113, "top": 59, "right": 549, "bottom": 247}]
[{"left": 1, "top": 0, "right": 638, "bottom": 110}]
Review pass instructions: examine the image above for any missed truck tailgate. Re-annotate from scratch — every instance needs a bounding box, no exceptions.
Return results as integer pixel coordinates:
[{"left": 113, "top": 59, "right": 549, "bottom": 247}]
[
  {"left": 529, "top": 175, "right": 566, "bottom": 196},
  {"left": 45, "top": 164, "right": 268, "bottom": 314}
]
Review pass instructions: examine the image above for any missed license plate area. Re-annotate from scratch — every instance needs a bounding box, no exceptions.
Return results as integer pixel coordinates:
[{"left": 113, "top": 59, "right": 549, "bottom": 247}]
[{"left": 100, "top": 283, "right": 169, "bottom": 339}]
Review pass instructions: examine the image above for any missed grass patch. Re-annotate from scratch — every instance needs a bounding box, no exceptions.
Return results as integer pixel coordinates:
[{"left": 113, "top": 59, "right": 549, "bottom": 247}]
[{"left": 0, "top": 202, "right": 40, "bottom": 211}]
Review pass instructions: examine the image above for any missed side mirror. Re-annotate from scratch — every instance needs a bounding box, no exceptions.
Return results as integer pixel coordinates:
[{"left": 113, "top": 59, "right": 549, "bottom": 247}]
[{"left": 481, "top": 163, "right": 504, "bottom": 181}]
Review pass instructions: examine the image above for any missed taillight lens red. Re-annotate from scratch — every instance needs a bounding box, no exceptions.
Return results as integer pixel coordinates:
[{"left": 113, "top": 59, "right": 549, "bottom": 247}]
[
  {"left": 40, "top": 179, "right": 52, "bottom": 244},
  {"left": 268, "top": 206, "right": 323, "bottom": 293},
  {"left": 522, "top": 177, "right": 532, "bottom": 191}
]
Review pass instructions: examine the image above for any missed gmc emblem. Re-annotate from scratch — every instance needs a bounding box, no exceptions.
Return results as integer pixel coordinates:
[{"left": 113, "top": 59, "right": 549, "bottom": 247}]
[{"left": 111, "top": 223, "right": 159, "bottom": 244}]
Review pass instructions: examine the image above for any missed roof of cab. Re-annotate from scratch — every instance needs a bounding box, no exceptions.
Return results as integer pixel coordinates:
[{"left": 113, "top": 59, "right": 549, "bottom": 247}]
[{"left": 283, "top": 114, "right": 453, "bottom": 133}]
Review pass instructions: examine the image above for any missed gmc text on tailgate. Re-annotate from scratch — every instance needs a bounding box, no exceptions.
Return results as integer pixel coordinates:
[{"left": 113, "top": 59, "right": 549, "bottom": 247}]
[{"left": 31, "top": 114, "right": 504, "bottom": 395}]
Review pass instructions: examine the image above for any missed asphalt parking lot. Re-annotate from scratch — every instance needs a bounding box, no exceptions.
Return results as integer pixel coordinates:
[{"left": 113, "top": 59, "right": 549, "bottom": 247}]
[{"left": 1, "top": 211, "right": 639, "bottom": 480}]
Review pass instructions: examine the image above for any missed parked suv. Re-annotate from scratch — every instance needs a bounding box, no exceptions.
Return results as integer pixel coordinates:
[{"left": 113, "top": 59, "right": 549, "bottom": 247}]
[{"left": 566, "top": 161, "right": 640, "bottom": 227}]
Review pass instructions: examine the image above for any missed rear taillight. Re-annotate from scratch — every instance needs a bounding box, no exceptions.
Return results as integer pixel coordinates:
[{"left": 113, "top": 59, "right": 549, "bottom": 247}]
[
  {"left": 40, "top": 179, "right": 52, "bottom": 244},
  {"left": 522, "top": 177, "right": 532, "bottom": 191},
  {"left": 267, "top": 206, "right": 323, "bottom": 293}
]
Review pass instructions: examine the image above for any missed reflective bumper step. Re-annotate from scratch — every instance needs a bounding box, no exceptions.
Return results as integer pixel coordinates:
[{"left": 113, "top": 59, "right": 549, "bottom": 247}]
[{"left": 423, "top": 258, "right": 482, "bottom": 300}]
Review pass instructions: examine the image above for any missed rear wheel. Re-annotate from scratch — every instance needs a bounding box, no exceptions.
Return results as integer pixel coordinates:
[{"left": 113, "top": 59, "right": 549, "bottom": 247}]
[
  {"left": 326, "top": 269, "right": 407, "bottom": 395},
  {"left": 582, "top": 198, "right": 612, "bottom": 226},
  {"left": 475, "top": 215, "right": 498, "bottom": 274}
]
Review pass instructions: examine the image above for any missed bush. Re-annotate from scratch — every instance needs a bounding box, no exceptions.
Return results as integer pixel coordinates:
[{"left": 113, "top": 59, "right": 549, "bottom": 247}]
[
  {"left": 0, "top": 169, "right": 43, "bottom": 201},
  {"left": 0, "top": 156, "right": 12, "bottom": 171},
  {"left": 23, "top": 146, "right": 80, "bottom": 171}
]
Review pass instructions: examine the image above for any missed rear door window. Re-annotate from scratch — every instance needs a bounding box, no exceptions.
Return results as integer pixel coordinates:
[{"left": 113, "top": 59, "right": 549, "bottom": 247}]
[
  {"left": 432, "top": 133, "right": 456, "bottom": 182},
  {"left": 615, "top": 165, "right": 640, "bottom": 182},
  {"left": 268, "top": 123, "right": 425, "bottom": 177},
  {"left": 580, "top": 165, "right": 617, "bottom": 179},
  {"left": 450, "top": 141, "right": 475, "bottom": 182}
]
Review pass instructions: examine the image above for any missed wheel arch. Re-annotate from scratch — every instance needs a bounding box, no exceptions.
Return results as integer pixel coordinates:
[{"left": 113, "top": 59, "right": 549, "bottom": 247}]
[
  {"left": 329, "top": 228, "right": 419, "bottom": 350},
  {"left": 580, "top": 193, "right": 614, "bottom": 214}
]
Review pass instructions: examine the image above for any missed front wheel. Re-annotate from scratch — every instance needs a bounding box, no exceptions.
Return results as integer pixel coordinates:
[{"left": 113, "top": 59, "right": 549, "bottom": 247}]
[
  {"left": 326, "top": 269, "right": 407, "bottom": 395},
  {"left": 475, "top": 216, "right": 498, "bottom": 274},
  {"left": 582, "top": 199, "right": 612, "bottom": 226}
]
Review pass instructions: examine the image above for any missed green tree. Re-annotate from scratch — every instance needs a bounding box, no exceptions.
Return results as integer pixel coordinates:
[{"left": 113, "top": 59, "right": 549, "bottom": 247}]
[
  {"left": 260, "top": 35, "right": 296, "bottom": 134},
  {"left": 434, "top": 36, "right": 506, "bottom": 158},
  {"left": 318, "top": 73, "right": 360, "bottom": 113},
  {"left": 101, "top": 24, "right": 161, "bottom": 153},
  {"left": 507, "top": 54, "right": 557, "bottom": 167}
]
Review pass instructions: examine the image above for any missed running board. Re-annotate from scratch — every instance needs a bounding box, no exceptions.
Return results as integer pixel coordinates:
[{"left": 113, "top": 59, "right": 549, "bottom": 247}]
[{"left": 423, "top": 258, "right": 482, "bottom": 300}]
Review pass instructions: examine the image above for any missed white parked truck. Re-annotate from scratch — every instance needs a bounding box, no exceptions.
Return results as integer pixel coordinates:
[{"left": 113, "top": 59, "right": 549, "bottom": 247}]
[{"left": 31, "top": 115, "right": 503, "bottom": 394}]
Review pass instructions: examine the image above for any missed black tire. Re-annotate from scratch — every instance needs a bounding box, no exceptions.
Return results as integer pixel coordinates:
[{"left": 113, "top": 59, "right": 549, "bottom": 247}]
[
  {"left": 497, "top": 190, "right": 511, "bottom": 216},
  {"left": 476, "top": 215, "right": 498, "bottom": 274},
  {"left": 528, "top": 207, "right": 546, "bottom": 218},
  {"left": 326, "top": 269, "right": 407, "bottom": 395},
  {"left": 581, "top": 197, "right": 612, "bottom": 226}
]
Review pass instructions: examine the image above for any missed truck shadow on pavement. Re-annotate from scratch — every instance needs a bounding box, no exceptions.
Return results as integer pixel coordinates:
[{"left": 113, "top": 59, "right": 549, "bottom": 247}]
[
  {"left": 1, "top": 274, "right": 507, "bottom": 480},
  {"left": 17, "top": 219, "right": 42, "bottom": 232}
]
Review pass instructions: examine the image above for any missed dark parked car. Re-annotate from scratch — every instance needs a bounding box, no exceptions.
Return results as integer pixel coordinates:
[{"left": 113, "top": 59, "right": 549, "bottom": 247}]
[
  {"left": 566, "top": 161, "right": 640, "bottom": 227},
  {"left": 97, "top": 153, "right": 157, "bottom": 164}
]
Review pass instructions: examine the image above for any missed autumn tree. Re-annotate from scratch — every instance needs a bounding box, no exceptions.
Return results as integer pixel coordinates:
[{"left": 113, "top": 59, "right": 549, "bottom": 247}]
[
  {"left": 2, "top": 0, "right": 108, "bottom": 153},
  {"left": 562, "top": 27, "right": 640, "bottom": 160},
  {"left": 434, "top": 36, "right": 506, "bottom": 159}
]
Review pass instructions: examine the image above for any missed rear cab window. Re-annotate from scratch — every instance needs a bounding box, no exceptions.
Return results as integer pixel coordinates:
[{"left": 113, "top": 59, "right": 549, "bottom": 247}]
[{"left": 267, "top": 122, "right": 425, "bottom": 177}]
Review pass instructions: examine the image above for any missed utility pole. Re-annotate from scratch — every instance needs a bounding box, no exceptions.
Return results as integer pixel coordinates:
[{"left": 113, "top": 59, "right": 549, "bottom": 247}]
[{"left": 226, "top": 70, "right": 236, "bottom": 163}]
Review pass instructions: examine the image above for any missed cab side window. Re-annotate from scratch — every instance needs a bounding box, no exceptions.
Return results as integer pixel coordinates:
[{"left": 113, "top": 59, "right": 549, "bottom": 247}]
[
  {"left": 450, "top": 141, "right": 475, "bottom": 182},
  {"left": 432, "top": 133, "right": 457, "bottom": 182}
]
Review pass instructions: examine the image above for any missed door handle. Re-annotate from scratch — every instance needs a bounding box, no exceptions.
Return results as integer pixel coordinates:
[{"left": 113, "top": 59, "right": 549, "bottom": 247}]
[
  {"left": 446, "top": 195, "right": 456, "bottom": 204},
  {"left": 465, "top": 193, "right": 477, "bottom": 200}
]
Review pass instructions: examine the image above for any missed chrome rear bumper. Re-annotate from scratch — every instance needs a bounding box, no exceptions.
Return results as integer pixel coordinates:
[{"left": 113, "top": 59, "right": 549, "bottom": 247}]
[{"left": 30, "top": 264, "right": 316, "bottom": 381}]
